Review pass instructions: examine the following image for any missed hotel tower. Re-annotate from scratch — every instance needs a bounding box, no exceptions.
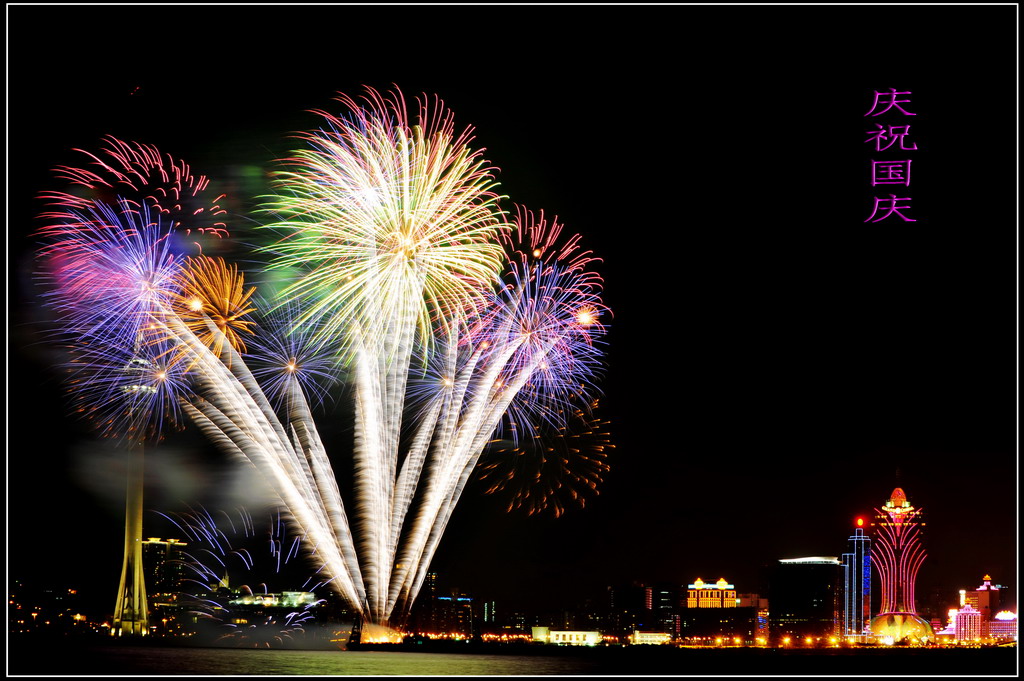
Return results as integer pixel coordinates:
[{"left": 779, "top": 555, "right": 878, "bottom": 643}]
[{"left": 869, "top": 487, "right": 933, "bottom": 643}]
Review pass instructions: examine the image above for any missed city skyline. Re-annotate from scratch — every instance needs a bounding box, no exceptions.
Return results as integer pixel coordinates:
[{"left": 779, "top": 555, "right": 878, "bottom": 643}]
[
  {"left": 7, "top": 3, "right": 1016, "bottom": 627},
  {"left": 10, "top": 519, "right": 1015, "bottom": 646}
]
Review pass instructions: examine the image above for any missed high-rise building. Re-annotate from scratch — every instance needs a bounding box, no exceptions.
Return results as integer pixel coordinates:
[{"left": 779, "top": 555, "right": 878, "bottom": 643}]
[
  {"left": 737, "top": 593, "right": 770, "bottom": 643},
  {"left": 869, "top": 487, "right": 933, "bottom": 643},
  {"left": 434, "top": 593, "right": 475, "bottom": 637},
  {"left": 957, "top": 574, "right": 1006, "bottom": 640},
  {"left": 141, "top": 537, "right": 188, "bottom": 635},
  {"left": 142, "top": 537, "right": 188, "bottom": 601},
  {"left": 482, "top": 600, "right": 497, "bottom": 629},
  {"left": 407, "top": 571, "right": 439, "bottom": 633},
  {"left": 840, "top": 518, "right": 871, "bottom": 641},
  {"left": 768, "top": 557, "right": 841, "bottom": 643},
  {"left": 651, "top": 584, "right": 679, "bottom": 637},
  {"left": 954, "top": 604, "right": 983, "bottom": 642},
  {"left": 964, "top": 575, "right": 1002, "bottom": 631},
  {"left": 607, "top": 582, "right": 653, "bottom": 637},
  {"left": 501, "top": 610, "right": 529, "bottom": 635}
]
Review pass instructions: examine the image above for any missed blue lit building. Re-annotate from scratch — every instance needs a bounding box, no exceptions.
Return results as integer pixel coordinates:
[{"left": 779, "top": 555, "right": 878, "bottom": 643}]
[
  {"left": 840, "top": 518, "right": 871, "bottom": 641},
  {"left": 435, "top": 593, "right": 476, "bottom": 637}
]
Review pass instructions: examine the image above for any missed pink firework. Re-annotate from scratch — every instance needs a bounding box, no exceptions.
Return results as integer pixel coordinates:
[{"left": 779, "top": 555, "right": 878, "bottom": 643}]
[{"left": 39, "top": 135, "right": 229, "bottom": 239}]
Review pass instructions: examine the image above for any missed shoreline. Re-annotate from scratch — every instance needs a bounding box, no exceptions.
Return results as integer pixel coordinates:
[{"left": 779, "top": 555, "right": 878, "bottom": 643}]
[{"left": 8, "top": 635, "right": 1017, "bottom": 676}]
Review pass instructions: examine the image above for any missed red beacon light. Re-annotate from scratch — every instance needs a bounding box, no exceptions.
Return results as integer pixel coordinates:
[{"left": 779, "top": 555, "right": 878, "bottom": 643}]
[{"left": 856, "top": 517, "right": 865, "bottom": 528}]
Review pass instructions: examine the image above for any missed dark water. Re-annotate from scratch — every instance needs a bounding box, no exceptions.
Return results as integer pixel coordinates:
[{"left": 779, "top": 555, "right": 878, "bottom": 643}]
[
  {"left": 7, "top": 641, "right": 1019, "bottom": 676},
  {"left": 11, "top": 646, "right": 597, "bottom": 676}
]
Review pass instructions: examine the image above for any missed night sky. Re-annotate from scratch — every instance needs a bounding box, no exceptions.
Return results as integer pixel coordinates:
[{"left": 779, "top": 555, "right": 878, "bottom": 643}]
[{"left": 7, "top": 4, "right": 1017, "bottom": 620}]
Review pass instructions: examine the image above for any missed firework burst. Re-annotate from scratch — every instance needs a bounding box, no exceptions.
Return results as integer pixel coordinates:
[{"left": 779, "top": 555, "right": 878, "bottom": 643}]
[
  {"left": 488, "top": 208, "right": 609, "bottom": 436},
  {"left": 65, "top": 336, "right": 194, "bottom": 442},
  {"left": 476, "top": 398, "right": 613, "bottom": 518},
  {"left": 35, "top": 199, "right": 195, "bottom": 441},
  {"left": 259, "top": 86, "right": 509, "bottom": 350},
  {"left": 37, "top": 199, "right": 183, "bottom": 337},
  {"left": 34, "top": 89, "right": 611, "bottom": 629},
  {"left": 170, "top": 256, "right": 257, "bottom": 363},
  {"left": 40, "top": 135, "right": 229, "bottom": 238},
  {"left": 244, "top": 298, "right": 341, "bottom": 410}
]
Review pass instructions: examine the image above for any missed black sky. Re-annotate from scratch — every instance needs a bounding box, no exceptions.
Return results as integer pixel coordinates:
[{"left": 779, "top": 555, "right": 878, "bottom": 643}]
[{"left": 7, "top": 4, "right": 1018, "bottom": 620}]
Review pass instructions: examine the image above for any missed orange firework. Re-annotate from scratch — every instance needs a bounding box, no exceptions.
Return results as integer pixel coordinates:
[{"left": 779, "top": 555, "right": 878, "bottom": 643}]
[{"left": 171, "top": 256, "right": 256, "bottom": 363}]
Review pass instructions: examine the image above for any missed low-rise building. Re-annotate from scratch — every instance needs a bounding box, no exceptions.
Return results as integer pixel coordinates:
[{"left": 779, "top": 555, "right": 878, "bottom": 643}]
[
  {"left": 631, "top": 630, "right": 672, "bottom": 645},
  {"left": 531, "top": 627, "right": 602, "bottom": 646}
]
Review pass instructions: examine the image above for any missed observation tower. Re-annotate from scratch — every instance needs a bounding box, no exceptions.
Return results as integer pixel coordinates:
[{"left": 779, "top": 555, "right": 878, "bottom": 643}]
[
  {"left": 112, "top": 444, "right": 148, "bottom": 636},
  {"left": 112, "top": 355, "right": 155, "bottom": 636},
  {"left": 869, "top": 487, "right": 932, "bottom": 643}
]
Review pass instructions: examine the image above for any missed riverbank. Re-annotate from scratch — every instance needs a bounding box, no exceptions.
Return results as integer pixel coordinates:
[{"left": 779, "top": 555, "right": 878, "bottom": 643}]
[
  {"left": 8, "top": 635, "right": 1017, "bottom": 676},
  {"left": 353, "top": 639, "right": 1017, "bottom": 675}
]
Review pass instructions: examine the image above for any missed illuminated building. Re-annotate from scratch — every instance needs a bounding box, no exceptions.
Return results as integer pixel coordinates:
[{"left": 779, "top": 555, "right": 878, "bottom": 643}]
[
  {"left": 840, "top": 518, "right": 871, "bottom": 641},
  {"left": 499, "top": 611, "right": 529, "bottom": 635},
  {"left": 408, "top": 572, "right": 438, "bottom": 633},
  {"left": 768, "top": 557, "right": 841, "bottom": 643},
  {"left": 141, "top": 538, "right": 187, "bottom": 602},
  {"left": 180, "top": 588, "right": 322, "bottom": 641},
  {"left": 607, "top": 583, "right": 653, "bottom": 637},
  {"left": 482, "top": 600, "right": 497, "bottom": 628},
  {"left": 140, "top": 537, "right": 188, "bottom": 637},
  {"left": 988, "top": 612, "right": 1017, "bottom": 641},
  {"left": 869, "top": 487, "right": 933, "bottom": 644},
  {"left": 954, "top": 604, "right": 982, "bottom": 642},
  {"left": 227, "top": 591, "right": 318, "bottom": 609},
  {"left": 631, "top": 630, "right": 673, "bottom": 645},
  {"left": 738, "top": 593, "right": 770, "bottom": 642},
  {"left": 931, "top": 610, "right": 958, "bottom": 642},
  {"left": 651, "top": 585, "right": 680, "bottom": 637},
  {"left": 964, "top": 574, "right": 1003, "bottom": 636},
  {"left": 682, "top": 578, "right": 762, "bottom": 642},
  {"left": 532, "top": 627, "right": 602, "bottom": 646},
  {"left": 434, "top": 593, "right": 475, "bottom": 637},
  {"left": 686, "top": 578, "right": 737, "bottom": 608}
]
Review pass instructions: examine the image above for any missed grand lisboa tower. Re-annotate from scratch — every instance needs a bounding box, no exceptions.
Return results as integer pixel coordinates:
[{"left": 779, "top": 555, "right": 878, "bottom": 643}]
[{"left": 869, "top": 487, "right": 934, "bottom": 644}]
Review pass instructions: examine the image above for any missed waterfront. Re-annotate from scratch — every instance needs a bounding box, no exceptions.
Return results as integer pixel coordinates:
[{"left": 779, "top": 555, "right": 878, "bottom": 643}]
[{"left": 7, "top": 640, "right": 1018, "bottom": 676}]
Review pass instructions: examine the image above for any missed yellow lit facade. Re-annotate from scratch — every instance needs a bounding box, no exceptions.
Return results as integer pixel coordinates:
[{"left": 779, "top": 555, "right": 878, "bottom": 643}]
[
  {"left": 686, "top": 577, "right": 737, "bottom": 608},
  {"left": 631, "top": 630, "right": 672, "bottom": 645},
  {"left": 532, "top": 627, "right": 602, "bottom": 646}
]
